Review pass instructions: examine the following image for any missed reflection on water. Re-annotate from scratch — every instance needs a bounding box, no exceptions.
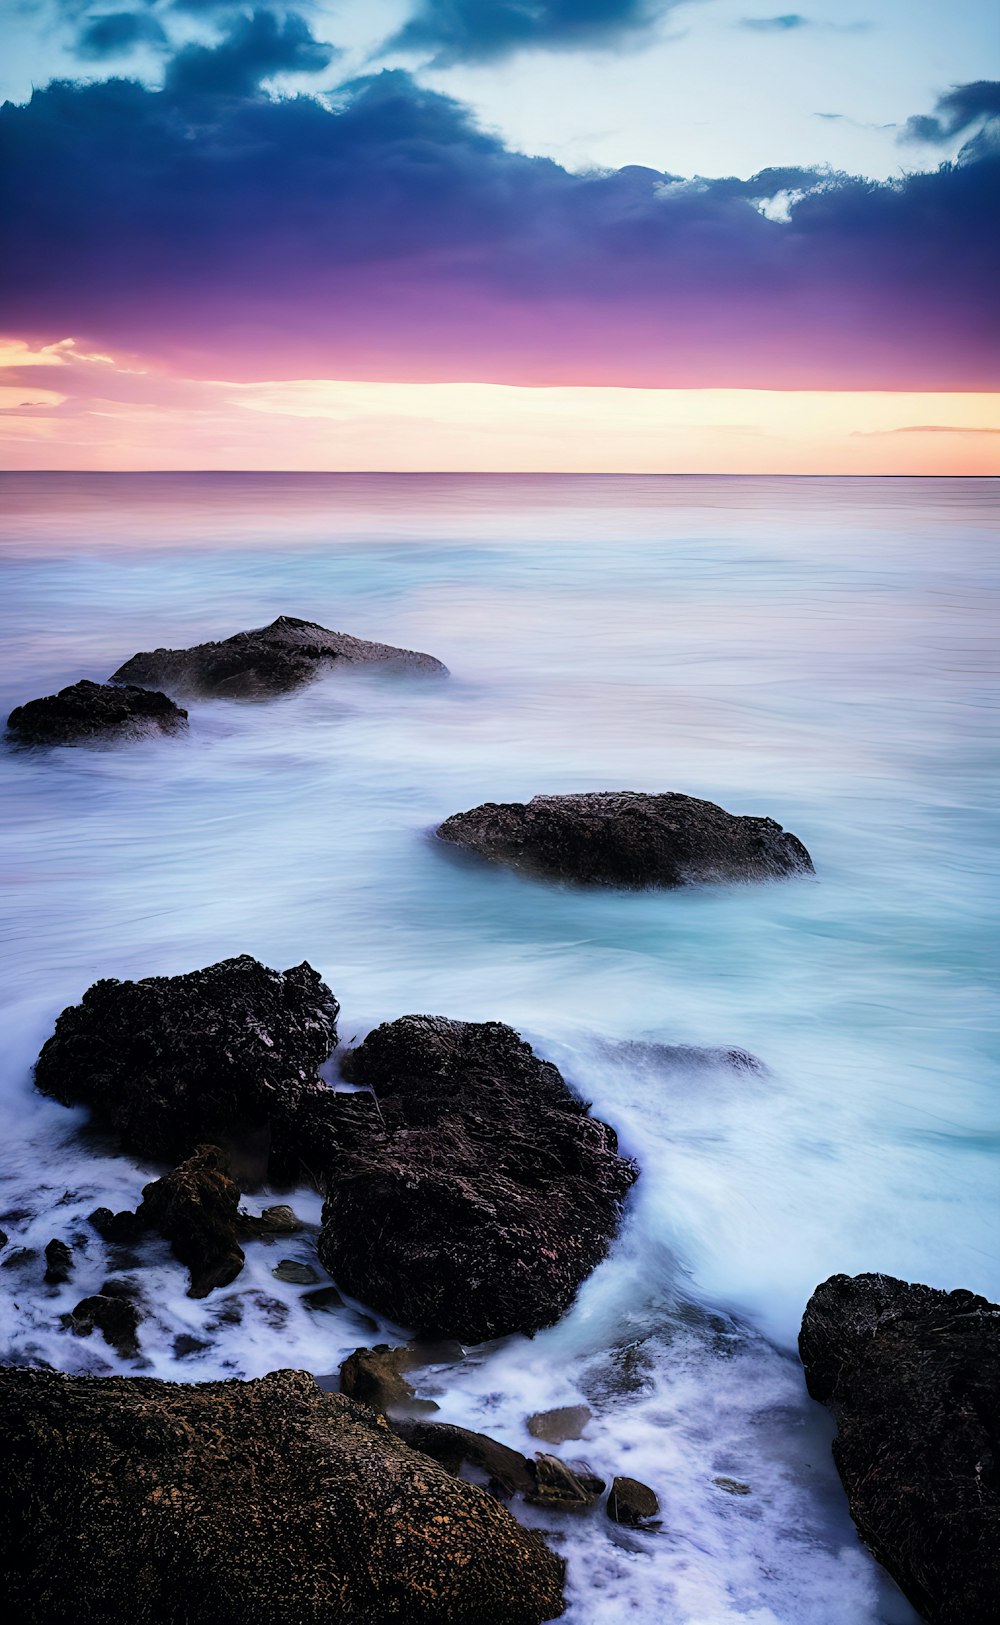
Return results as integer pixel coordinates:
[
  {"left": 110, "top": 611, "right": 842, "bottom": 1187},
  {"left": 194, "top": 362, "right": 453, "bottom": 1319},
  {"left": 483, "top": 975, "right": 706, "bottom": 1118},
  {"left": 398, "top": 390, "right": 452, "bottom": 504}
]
[{"left": 1, "top": 474, "right": 996, "bottom": 1623}]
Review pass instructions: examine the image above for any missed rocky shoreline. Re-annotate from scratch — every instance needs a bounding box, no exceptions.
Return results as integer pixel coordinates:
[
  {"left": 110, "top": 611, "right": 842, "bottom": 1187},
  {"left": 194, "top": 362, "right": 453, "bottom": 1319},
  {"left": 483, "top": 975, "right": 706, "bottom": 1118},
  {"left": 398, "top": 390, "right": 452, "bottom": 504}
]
[{"left": 2, "top": 613, "right": 991, "bottom": 1624}]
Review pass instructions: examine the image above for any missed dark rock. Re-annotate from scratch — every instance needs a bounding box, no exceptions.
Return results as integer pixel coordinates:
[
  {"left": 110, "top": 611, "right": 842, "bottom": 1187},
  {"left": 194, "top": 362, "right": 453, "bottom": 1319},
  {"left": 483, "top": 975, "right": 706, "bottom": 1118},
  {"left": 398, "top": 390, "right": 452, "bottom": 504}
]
[
  {"left": 43, "top": 1239, "right": 73, "bottom": 1285},
  {"left": 68, "top": 1293, "right": 141, "bottom": 1357},
  {"left": 319, "top": 1015, "right": 638, "bottom": 1343},
  {"left": 390, "top": 1417, "right": 537, "bottom": 1499},
  {"left": 112, "top": 614, "right": 448, "bottom": 699},
  {"left": 606, "top": 1475, "right": 659, "bottom": 1526},
  {"left": 301, "top": 1285, "right": 345, "bottom": 1313},
  {"left": 799, "top": 1272, "right": 1000, "bottom": 1625},
  {"left": 34, "top": 955, "right": 340, "bottom": 1174},
  {"left": 238, "top": 1203, "right": 303, "bottom": 1238},
  {"left": 527, "top": 1405, "right": 592, "bottom": 1444},
  {"left": 529, "top": 1454, "right": 604, "bottom": 1511},
  {"left": 0, "top": 1248, "right": 38, "bottom": 1271},
  {"left": 173, "top": 1333, "right": 211, "bottom": 1359},
  {"left": 271, "top": 1259, "right": 320, "bottom": 1286},
  {"left": 339, "top": 1344, "right": 438, "bottom": 1417},
  {"left": 89, "top": 1206, "right": 144, "bottom": 1243},
  {"left": 714, "top": 1477, "right": 751, "bottom": 1495},
  {"left": 0, "top": 1229, "right": 6, "bottom": 1248},
  {"left": 0, "top": 1367, "right": 563, "bottom": 1625},
  {"left": 437, "top": 790, "right": 813, "bottom": 889},
  {"left": 6, "top": 679, "right": 187, "bottom": 747},
  {"left": 133, "top": 1145, "right": 247, "bottom": 1298}
]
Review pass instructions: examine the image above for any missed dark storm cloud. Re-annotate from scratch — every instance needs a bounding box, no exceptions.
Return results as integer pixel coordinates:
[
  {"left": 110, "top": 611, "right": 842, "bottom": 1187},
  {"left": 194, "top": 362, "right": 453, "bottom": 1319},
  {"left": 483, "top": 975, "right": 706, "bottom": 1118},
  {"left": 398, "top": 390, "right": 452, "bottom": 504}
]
[
  {"left": 164, "top": 8, "right": 336, "bottom": 96},
  {"left": 385, "top": 0, "right": 675, "bottom": 64},
  {"left": 76, "top": 12, "right": 168, "bottom": 59},
  {"left": 1, "top": 30, "right": 997, "bottom": 388},
  {"left": 900, "top": 81, "right": 1000, "bottom": 144}
]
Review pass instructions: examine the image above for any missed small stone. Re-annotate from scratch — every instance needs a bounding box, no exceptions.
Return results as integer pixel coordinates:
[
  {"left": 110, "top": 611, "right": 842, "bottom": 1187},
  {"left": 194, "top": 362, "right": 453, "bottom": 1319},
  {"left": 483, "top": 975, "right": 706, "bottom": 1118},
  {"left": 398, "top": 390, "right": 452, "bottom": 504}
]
[
  {"left": 339, "top": 1345, "right": 439, "bottom": 1416},
  {"left": 714, "top": 1476, "right": 752, "bottom": 1496},
  {"left": 258, "top": 1205, "right": 303, "bottom": 1235},
  {"left": 527, "top": 1405, "right": 592, "bottom": 1444},
  {"left": 607, "top": 1475, "right": 660, "bottom": 1525},
  {"left": 302, "top": 1286, "right": 345, "bottom": 1313},
  {"left": 44, "top": 1240, "right": 73, "bottom": 1285},
  {"left": 528, "top": 1454, "right": 603, "bottom": 1511},
  {"left": 272, "top": 1259, "right": 320, "bottom": 1285}
]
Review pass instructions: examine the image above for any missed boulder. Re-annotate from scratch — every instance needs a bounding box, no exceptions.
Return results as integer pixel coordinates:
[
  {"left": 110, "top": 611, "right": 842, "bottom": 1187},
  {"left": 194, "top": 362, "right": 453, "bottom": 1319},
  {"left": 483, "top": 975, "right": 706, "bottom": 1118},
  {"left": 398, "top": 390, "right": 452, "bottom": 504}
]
[
  {"left": 132, "top": 1145, "right": 246, "bottom": 1298},
  {"left": 437, "top": 790, "right": 813, "bottom": 888},
  {"left": 43, "top": 1239, "right": 73, "bottom": 1285},
  {"left": 606, "top": 1475, "right": 659, "bottom": 1526},
  {"left": 34, "top": 955, "right": 341, "bottom": 1174},
  {"left": 799, "top": 1273, "right": 1000, "bottom": 1625},
  {"left": 527, "top": 1405, "right": 592, "bottom": 1444},
  {"left": 0, "top": 1367, "right": 564, "bottom": 1625},
  {"left": 319, "top": 1016, "right": 638, "bottom": 1343},
  {"left": 68, "top": 1292, "right": 142, "bottom": 1357},
  {"left": 339, "top": 1344, "right": 433, "bottom": 1415},
  {"left": 6, "top": 679, "right": 186, "bottom": 747},
  {"left": 112, "top": 614, "right": 447, "bottom": 699}
]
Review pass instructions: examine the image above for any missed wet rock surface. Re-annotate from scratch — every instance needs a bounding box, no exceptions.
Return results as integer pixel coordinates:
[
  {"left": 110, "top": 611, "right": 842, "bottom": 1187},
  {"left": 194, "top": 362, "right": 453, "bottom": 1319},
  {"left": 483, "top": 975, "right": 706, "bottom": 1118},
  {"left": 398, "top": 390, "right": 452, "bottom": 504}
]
[
  {"left": 68, "top": 1292, "right": 142, "bottom": 1357},
  {"left": 34, "top": 955, "right": 341, "bottom": 1173},
  {"left": 437, "top": 790, "right": 813, "bottom": 889},
  {"left": 6, "top": 679, "right": 187, "bottom": 747},
  {"left": 113, "top": 613, "right": 448, "bottom": 698},
  {"left": 390, "top": 1416, "right": 537, "bottom": 1499},
  {"left": 339, "top": 1343, "right": 438, "bottom": 1416},
  {"left": 606, "top": 1474, "right": 660, "bottom": 1526},
  {"left": 799, "top": 1272, "right": 1000, "bottom": 1625},
  {"left": 132, "top": 1146, "right": 247, "bottom": 1298},
  {"left": 43, "top": 1239, "right": 73, "bottom": 1286},
  {"left": 527, "top": 1404, "right": 593, "bottom": 1444},
  {"left": 0, "top": 1366, "right": 565, "bottom": 1625},
  {"left": 319, "top": 1015, "right": 638, "bottom": 1343}
]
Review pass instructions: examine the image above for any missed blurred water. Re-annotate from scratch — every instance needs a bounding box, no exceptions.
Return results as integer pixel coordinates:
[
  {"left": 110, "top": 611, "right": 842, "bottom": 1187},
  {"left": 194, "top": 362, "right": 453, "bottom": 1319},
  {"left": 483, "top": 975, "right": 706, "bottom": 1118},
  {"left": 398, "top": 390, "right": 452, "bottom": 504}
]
[{"left": 1, "top": 472, "right": 997, "bottom": 1624}]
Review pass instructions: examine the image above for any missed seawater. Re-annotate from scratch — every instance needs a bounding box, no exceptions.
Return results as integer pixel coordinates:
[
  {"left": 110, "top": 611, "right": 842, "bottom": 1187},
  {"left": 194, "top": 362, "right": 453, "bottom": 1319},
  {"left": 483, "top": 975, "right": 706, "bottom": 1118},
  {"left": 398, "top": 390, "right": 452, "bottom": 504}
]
[{"left": 1, "top": 473, "right": 997, "bottom": 1624}]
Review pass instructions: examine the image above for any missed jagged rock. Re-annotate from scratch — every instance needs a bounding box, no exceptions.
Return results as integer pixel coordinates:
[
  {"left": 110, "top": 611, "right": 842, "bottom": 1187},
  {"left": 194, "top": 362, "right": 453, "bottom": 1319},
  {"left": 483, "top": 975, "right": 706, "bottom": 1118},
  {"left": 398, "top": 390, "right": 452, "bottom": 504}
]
[
  {"left": 799, "top": 1272, "right": 1000, "bottom": 1625},
  {"left": 0, "top": 1367, "right": 563, "bottom": 1625},
  {"left": 68, "top": 1293, "right": 141, "bottom": 1357},
  {"left": 43, "top": 1239, "right": 73, "bottom": 1285},
  {"left": 529, "top": 1454, "right": 604, "bottom": 1511},
  {"left": 437, "top": 790, "right": 813, "bottom": 889},
  {"left": 606, "top": 1475, "right": 659, "bottom": 1526},
  {"left": 133, "top": 1146, "right": 246, "bottom": 1298},
  {"left": 34, "top": 955, "right": 341, "bottom": 1174},
  {"left": 319, "top": 1015, "right": 637, "bottom": 1343},
  {"left": 112, "top": 614, "right": 447, "bottom": 699},
  {"left": 527, "top": 1405, "right": 592, "bottom": 1444},
  {"left": 90, "top": 1206, "right": 144, "bottom": 1243},
  {"left": 6, "top": 679, "right": 186, "bottom": 746}
]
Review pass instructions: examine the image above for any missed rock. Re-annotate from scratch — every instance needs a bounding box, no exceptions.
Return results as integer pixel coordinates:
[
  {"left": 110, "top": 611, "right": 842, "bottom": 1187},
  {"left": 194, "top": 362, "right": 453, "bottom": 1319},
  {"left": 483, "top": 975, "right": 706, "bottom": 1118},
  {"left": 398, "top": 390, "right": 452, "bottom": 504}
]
[
  {"left": 799, "top": 1272, "right": 1000, "bottom": 1625},
  {"left": 0, "top": 1229, "right": 7, "bottom": 1249},
  {"left": 6, "top": 679, "right": 187, "bottom": 746},
  {"left": 89, "top": 1206, "right": 144, "bottom": 1243},
  {"left": 68, "top": 1293, "right": 142, "bottom": 1357},
  {"left": 713, "top": 1477, "right": 752, "bottom": 1495},
  {"left": 437, "top": 791, "right": 813, "bottom": 889},
  {"left": 34, "top": 955, "right": 341, "bottom": 1174},
  {"left": 0, "top": 1367, "right": 563, "bottom": 1625},
  {"left": 605, "top": 1039, "right": 764, "bottom": 1075},
  {"left": 319, "top": 1015, "right": 638, "bottom": 1343},
  {"left": 606, "top": 1475, "right": 659, "bottom": 1526},
  {"left": 132, "top": 1145, "right": 247, "bottom": 1298},
  {"left": 112, "top": 614, "right": 448, "bottom": 699},
  {"left": 271, "top": 1259, "right": 320, "bottom": 1286},
  {"left": 527, "top": 1405, "right": 593, "bottom": 1444},
  {"left": 302, "top": 1285, "right": 345, "bottom": 1313},
  {"left": 529, "top": 1454, "right": 605, "bottom": 1511},
  {"left": 0, "top": 1247, "right": 38, "bottom": 1271},
  {"left": 390, "top": 1417, "right": 537, "bottom": 1499},
  {"left": 339, "top": 1344, "right": 439, "bottom": 1417},
  {"left": 43, "top": 1239, "right": 73, "bottom": 1285},
  {"left": 238, "top": 1203, "right": 303, "bottom": 1238}
]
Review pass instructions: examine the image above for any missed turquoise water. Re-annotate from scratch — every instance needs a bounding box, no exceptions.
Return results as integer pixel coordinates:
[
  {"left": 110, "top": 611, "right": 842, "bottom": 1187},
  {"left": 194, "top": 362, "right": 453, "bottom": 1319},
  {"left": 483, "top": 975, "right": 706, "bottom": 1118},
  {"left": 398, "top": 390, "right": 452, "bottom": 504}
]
[{"left": 1, "top": 473, "right": 996, "bottom": 1622}]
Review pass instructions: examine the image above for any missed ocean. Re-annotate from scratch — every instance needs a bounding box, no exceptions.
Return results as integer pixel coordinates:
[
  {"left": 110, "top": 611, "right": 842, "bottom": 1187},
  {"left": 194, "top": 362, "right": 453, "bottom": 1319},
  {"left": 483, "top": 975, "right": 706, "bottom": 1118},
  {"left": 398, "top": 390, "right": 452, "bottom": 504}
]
[{"left": 1, "top": 472, "right": 996, "bottom": 1623}]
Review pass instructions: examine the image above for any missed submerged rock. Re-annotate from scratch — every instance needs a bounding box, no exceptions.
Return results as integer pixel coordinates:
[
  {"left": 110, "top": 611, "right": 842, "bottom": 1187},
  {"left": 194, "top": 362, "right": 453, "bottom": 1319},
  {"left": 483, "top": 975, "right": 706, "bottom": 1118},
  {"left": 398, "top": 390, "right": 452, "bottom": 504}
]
[
  {"left": 34, "top": 955, "right": 341, "bottom": 1173},
  {"left": 112, "top": 613, "right": 448, "bottom": 699},
  {"left": 6, "top": 679, "right": 187, "bottom": 747},
  {"left": 527, "top": 1405, "right": 593, "bottom": 1444},
  {"left": 529, "top": 1454, "right": 605, "bottom": 1511},
  {"left": 606, "top": 1475, "right": 660, "bottom": 1526},
  {"left": 43, "top": 1239, "right": 73, "bottom": 1285},
  {"left": 437, "top": 790, "right": 813, "bottom": 889},
  {"left": 799, "top": 1272, "right": 1000, "bottom": 1625},
  {"left": 0, "top": 1367, "right": 565, "bottom": 1625},
  {"left": 319, "top": 1015, "right": 638, "bottom": 1343}
]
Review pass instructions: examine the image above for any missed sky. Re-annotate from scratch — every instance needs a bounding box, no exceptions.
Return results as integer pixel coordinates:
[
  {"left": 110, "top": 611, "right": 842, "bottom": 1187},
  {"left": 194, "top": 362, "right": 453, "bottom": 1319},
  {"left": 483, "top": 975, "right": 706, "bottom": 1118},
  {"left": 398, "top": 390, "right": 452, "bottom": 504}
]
[{"left": 1, "top": 0, "right": 998, "bottom": 472}]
